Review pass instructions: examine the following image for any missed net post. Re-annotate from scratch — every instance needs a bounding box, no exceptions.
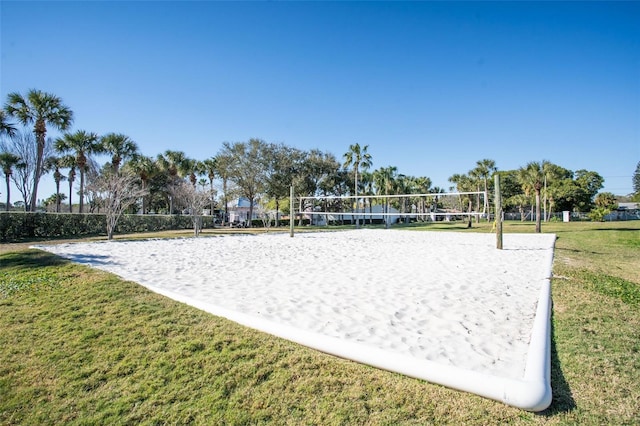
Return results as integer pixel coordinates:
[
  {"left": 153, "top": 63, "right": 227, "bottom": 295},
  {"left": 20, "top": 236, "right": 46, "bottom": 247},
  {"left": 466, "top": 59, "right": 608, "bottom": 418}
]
[
  {"left": 495, "top": 174, "right": 503, "bottom": 249},
  {"left": 290, "top": 185, "right": 294, "bottom": 238}
]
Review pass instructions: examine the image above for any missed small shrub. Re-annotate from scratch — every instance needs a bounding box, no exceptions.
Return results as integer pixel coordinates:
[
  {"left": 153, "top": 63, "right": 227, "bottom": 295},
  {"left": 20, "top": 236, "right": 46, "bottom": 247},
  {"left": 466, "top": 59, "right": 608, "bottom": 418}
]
[{"left": 588, "top": 207, "right": 611, "bottom": 222}]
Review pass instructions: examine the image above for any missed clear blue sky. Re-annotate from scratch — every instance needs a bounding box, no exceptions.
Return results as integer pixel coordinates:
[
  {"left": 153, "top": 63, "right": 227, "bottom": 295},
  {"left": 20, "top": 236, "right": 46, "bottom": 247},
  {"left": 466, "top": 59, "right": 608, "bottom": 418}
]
[{"left": 1, "top": 1, "right": 639, "bottom": 201}]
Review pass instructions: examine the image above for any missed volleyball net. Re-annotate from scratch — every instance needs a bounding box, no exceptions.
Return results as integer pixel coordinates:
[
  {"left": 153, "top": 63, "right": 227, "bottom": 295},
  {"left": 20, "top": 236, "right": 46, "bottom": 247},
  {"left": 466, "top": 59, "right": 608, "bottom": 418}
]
[{"left": 294, "top": 191, "right": 488, "bottom": 226}]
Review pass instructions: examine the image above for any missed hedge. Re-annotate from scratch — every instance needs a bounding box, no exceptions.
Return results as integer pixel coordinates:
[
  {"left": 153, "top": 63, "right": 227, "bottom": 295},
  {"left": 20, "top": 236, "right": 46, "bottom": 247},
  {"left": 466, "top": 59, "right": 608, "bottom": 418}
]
[{"left": 0, "top": 212, "right": 214, "bottom": 243}]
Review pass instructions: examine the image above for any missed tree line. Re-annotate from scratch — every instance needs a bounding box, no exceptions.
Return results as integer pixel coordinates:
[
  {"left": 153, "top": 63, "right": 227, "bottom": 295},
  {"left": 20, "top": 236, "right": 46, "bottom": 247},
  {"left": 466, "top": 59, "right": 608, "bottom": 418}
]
[{"left": 0, "top": 89, "right": 628, "bottom": 234}]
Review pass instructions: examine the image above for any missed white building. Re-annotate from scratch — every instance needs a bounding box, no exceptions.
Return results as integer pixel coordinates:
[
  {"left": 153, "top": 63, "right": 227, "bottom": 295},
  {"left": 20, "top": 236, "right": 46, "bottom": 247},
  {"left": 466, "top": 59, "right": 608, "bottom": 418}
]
[{"left": 226, "top": 197, "right": 268, "bottom": 225}]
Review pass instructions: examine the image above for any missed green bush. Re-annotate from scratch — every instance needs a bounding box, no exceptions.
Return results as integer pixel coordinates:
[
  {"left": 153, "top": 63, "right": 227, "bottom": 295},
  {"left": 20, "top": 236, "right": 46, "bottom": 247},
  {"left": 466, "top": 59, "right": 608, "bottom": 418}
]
[
  {"left": 588, "top": 207, "right": 611, "bottom": 222},
  {"left": 0, "top": 212, "right": 200, "bottom": 243}
]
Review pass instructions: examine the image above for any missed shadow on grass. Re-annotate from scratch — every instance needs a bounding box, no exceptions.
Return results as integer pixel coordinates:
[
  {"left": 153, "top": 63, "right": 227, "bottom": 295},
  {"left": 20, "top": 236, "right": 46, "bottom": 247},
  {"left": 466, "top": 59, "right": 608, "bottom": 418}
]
[
  {"left": 591, "top": 227, "right": 640, "bottom": 232},
  {"left": 0, "top": 249, "right": 69, "bottom": 269},
  {"left": 555, "top": 247, "right": 603, "bottom": 256},
  {"left": 539, "top": 312, "right": 576, "bottom": 417}
]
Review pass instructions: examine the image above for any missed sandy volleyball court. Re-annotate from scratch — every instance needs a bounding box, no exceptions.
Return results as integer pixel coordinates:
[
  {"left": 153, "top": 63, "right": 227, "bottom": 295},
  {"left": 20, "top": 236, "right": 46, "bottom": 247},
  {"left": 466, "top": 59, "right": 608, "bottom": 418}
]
[{"left": 36, "top": 229, "right": 556, "bottom": 384}]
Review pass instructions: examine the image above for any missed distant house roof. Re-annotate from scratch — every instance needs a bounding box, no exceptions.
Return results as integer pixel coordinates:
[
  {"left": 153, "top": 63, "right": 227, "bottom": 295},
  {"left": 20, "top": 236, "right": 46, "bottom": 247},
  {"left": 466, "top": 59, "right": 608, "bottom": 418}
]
[
  {"left": 227, "top": 197, "right": 252, "bottom": 209},
  {"left": 617, "top": 202, "right": 639, "bottom": 210}
]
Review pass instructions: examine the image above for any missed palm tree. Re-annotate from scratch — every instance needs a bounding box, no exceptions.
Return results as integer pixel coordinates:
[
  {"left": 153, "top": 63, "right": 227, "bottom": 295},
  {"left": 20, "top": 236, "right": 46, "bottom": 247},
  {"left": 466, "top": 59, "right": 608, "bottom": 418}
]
[
  {"left": 343, "top": 143, "right": 372, "bottom": 228},
  {"left": 468, "top": 168, "right": 483, "bottom": 223},
  {"left": 4, "top": 90, "right": 73, "bottom": 211},
  {"left": 414, "top": 176, "right": 432, "bottom": 221},
  {"left": 182, "top": 158, "right": 200, "bottom": 187},
  {"left": 201, "top": 157, "right": 218, "bottom": 215},
  {"left": 360, "top": 170, "right": 375, "bottom": 223},
  {"left": 123, "top": 154, "right": 155, "bottom": 214},
  {"left": 373, "top": 166, "right": 397, "bottom": 228},
  {"left": 100, "top": 133, "right": 138, "bottom": 175},
  {"left": 449, "top": 173, "right": 474, "bottom": 228},
  {"left": 60, "top": 155, "right": 77, "bottom": 213},
  {"left": 545, "top": 185, "right": 561, "bottom": 221},
  {"left": 0, "top": 152, "right": 21, "bottom": 211},
  {"left": 156, "top": 150, "right": 190, "bottom": 213},
  {"left": 197, "top": 178, "right": 208, "bottom": 191},
  {"left": 157, "top": 150, "right": 188, "bottom": 179},
  {"left": 44, "top": 155, "right": 67, "bottom": 213},
  {"left": 540, "top": 161, "right": 571, "bottom": 221},
  {"left": 517, "top": 161, "right": 544, "bottom": 233},
  {"left": 395, "top": 174, "right": 411, "bottom": 222},
  {"left": 471, "top": 159, "right": 497, "bottom": 220},
  {"left": 429, "top": 186, "right": 445, "bottom": 219},
  {"left": 54, "top": 130, "right": 101, "bottom": 213},
  {"left": 0, "top": 110, "right": 17, "bottom": 137},
  {"left": 508, "top": 193, "right": 530, "bottom": 221},
  {"left": 214, "top": 153, "right": 233, "bottom": 225}
]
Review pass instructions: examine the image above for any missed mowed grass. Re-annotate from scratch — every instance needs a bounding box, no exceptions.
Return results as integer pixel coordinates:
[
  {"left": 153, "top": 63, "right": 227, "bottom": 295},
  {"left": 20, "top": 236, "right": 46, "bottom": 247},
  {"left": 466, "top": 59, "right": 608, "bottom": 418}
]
[{"left": 1, "top": 221, "right": 639, "bottom": 424}]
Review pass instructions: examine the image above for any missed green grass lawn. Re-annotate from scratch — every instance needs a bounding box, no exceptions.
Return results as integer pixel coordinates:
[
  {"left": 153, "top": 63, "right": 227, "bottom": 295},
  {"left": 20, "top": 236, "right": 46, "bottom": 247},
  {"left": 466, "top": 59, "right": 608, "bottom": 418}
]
[{"left": 1, "top": 221, "right": 639, "bottom": 424}]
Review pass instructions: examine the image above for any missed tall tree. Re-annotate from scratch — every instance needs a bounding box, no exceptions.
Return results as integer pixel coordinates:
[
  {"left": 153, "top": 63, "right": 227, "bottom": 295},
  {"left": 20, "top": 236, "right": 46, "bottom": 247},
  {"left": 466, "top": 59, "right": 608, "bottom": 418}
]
[
  {"left": 0, "top": 129, "right": 53, "bottom": 211},
  {"left": 373, "top": 166, "right": 397, "bottom": 228},
  {"left": 299, "top": 149, "right": 340, "bottom": 198},
  {"left": 213, "top": 153, "right": 234, "bottom": 225},
  {"left": 4, "top": 90, "right": 73, "bottom": 211},
  {"left": 507, "top": 193, "right": 531, "bottom": 222},
  {"left": 157, "top": 150, "right": 188, "bottom": 179},
  {"left": 201, "top": 157, "right": 218, "bottom": 215},
  {"left": 496, "top": 170, "right": 522, "bottom": 205},
  {"left": 122, "top": 154, "right": 156, "bottom": 214},
  {"left": 633, "top": 161, "right": 640, "bottom": 199},
  {"left": 395, "top": 174, "right": 412, "bottom": 222},
  {"left": 0, "top": 110, "right": 17, "bottom": 137},
  {"left": 360, "top": 170, "right": 375, "bottom": 222},
  {"left": 60, "top": 155, "right": 77, "bottom": 213},
  {"left": 413, "top": 176, "right": 432, "bottom": 221},
  {"left": 297, "top": 149, "right": 341, "bottom": 224},
  {"left": 0, "top": 152, "right": 21, "bottom": 211},
  {"left": 197, "top": 178, "right": 208, "bottom": 191},
  {"left": 573, "top": 170, "right": 604, "bottom": 211},
  {"left": 54, "top": 130, "right": 102, "bottom": 213},
  {"left": 43, "top": 155, "right": 66, "bottom": 212},
  {"left": 219, "top": 139, "right": 268, "bottom": 227},
  {"left": 100, "top": 133, "right": 138, "bottom": 175},
  {"left": 182, "top": 158, "right": 201, "bottom": 187},
  {"left": 156, "top": 150, "right": 189, "bottom": 213},
  {"left": 540, "top": 161, "right": 571, "bottom": 220},
  {"left": 471, "top": 159, "right": 496, "bottom": 221},
  {"left": 448, "top": 173, "right": 474, "bottom": 228},
  {"left": 343, "top": 143, "right": 372, "bottom": 228},
  {"left": 263, "top": 143, "right": 304, "bottom": 226},
  {"left": 517, "top": 162, "right": 545, "bottom": 233}
]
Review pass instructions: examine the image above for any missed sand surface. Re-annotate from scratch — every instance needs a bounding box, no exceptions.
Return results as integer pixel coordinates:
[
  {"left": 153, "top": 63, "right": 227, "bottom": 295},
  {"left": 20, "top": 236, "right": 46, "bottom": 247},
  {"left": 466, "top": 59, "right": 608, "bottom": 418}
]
[{"left": 35, "top": 229, "right": 556, "bottom": 380}]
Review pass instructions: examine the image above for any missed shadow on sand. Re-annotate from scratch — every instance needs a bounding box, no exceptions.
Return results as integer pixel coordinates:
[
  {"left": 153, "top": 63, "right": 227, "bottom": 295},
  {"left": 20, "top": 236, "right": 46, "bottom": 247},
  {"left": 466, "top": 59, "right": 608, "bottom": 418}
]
[{"left": 65, "top": 253, "right": 114, "bottom": 266}]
